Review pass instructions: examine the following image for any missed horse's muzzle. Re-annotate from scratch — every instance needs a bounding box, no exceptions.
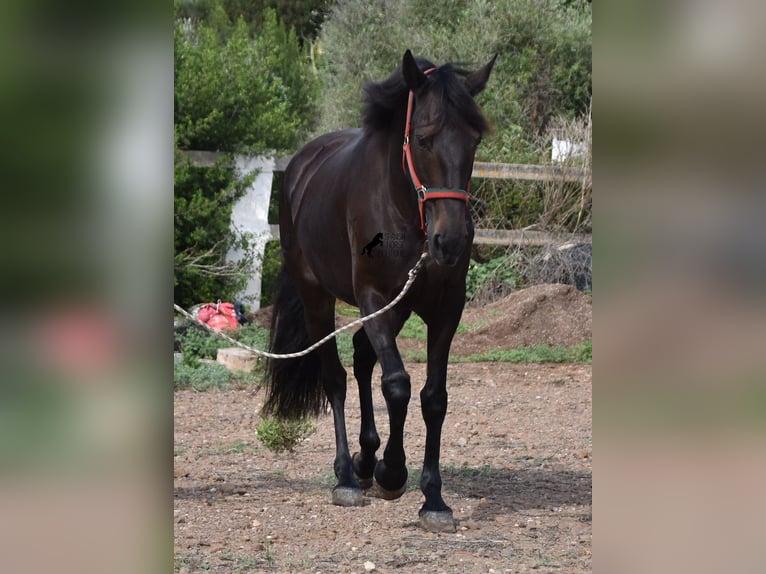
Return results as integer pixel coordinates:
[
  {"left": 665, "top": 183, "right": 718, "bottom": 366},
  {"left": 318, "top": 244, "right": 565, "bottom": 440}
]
[{"left": 429, "top": 232, "right": 469, "bottom": 266}]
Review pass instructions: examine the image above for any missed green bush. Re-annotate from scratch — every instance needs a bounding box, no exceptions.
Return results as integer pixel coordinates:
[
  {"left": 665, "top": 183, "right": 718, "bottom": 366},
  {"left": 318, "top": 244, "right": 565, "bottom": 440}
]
[{"left": 174, "top": 6, "right": 316, "bottom": 152}]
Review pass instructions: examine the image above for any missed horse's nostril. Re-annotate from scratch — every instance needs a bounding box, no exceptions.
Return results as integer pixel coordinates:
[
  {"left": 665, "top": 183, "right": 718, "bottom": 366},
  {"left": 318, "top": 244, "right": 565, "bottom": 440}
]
[{"left": 432, "top": 234, "right": 442, "bottom": 250}]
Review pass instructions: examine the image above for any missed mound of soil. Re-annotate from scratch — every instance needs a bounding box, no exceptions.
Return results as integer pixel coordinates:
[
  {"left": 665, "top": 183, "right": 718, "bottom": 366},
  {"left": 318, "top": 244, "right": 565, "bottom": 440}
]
[
  {"left": 251, "top": 283, "right": 592, "bottom": 357},
  {"left": 454, "top": 283, "right": 592, "bottom": 356}
]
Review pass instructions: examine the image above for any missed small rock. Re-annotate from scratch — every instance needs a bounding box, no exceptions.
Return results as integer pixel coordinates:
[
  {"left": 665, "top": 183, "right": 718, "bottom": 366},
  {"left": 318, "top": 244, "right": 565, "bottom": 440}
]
[{"left": 364, "top": 561, "right": 376, "bottom": 571}]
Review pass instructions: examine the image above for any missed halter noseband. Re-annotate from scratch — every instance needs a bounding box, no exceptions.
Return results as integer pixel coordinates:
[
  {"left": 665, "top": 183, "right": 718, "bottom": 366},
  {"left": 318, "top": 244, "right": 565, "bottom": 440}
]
[{"left": 402, "top": 67, "right": 471, "bottom": 235}]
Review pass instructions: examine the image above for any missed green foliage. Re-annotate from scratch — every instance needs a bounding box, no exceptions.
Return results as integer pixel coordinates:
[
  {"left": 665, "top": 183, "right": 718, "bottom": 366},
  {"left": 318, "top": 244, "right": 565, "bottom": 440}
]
[
  {"left": 176, "top": 327, "right": 222, "bottom": 363},
  {"left": 174, "top": 7, "right": 316, "bottom": 152},
  {"left": 259, "top": 240, "right": 283, "bottom": 308},
  {"left": 175, "top": 323, "right": 271, "bottom": 363},
  {"left": 256, "top": 416, "right": 317, "bottom": 452},
  {"left": 315, "top": 0, "right": 590, "bottom": 162},
  {"left": 465, "top": 253, "right": 518, "bottom": 300},
  {"left": 173, "top": 356, "right": 262, "bottom": 391},
  {"left": 176, "top": 0, "right": 331, "bottom": 43}
]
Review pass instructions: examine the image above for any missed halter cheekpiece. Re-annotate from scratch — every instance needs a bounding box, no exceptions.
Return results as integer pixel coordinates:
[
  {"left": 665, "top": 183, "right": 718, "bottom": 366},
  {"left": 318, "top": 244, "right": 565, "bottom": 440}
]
[{"left": 402, "top": 67, "right": 471, "bottom": 235}]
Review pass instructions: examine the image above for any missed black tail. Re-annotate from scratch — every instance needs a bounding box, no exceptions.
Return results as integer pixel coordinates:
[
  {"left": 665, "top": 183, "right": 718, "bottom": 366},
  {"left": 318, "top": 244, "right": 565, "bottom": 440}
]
[{"left": 263, "top": 268, "right": 327, "bottom": 419}]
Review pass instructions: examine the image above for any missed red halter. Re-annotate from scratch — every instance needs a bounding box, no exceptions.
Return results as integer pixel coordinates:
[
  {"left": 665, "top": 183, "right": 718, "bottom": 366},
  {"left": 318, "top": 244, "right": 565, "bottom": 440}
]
[{"left": 402, "top": 67, "right": 471, "bottom": 235}]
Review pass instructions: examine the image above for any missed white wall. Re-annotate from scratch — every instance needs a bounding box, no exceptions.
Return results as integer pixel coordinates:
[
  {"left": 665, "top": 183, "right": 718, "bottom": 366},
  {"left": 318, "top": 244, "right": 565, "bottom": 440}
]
[{"left": 226, "top": 155, "right": 275, "bottom": 310}]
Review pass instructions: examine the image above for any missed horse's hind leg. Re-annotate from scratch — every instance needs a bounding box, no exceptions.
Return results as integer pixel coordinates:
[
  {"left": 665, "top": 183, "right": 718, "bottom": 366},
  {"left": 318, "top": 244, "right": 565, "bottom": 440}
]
[
  {"left": 350, "top": 327, "right": 380, "bottom": 488},
  {"left": 300, "top": 288, "right": 364, "bottom": 507}
]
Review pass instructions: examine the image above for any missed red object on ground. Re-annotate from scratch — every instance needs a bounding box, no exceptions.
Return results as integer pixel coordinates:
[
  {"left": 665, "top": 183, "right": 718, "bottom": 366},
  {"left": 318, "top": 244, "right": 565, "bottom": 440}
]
[{"left": 196, "top": 302, "right": 239, "bottom": 332}]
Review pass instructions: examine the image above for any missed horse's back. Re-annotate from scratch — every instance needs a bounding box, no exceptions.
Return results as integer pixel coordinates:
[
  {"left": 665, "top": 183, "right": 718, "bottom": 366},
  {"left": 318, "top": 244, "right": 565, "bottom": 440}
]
[{"left": 284, "top": 129, "right": 361, "bottom": 223}]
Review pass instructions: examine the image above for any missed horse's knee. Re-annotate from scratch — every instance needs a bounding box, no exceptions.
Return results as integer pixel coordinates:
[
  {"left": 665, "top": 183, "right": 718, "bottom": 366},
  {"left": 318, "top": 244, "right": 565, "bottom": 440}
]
[
  {"left": 381, "top": 370, "right": 411, "bottom": 406},
  {"left": 420, "top": 386, "right": 447, "bottom": 422}
]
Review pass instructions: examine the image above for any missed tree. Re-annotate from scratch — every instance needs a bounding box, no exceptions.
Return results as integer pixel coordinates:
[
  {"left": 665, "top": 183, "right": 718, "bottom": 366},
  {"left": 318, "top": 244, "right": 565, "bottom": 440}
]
[
  {"left": 314, "top": 0, "right": 591, "bottom": 163},
  {"left": 174, "top": 0, "right": 317, "bottom": 307}
]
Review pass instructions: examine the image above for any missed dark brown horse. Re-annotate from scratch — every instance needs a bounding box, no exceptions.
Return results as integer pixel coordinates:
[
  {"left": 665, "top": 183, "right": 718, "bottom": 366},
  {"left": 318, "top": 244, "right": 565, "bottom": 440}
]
[{"left": 263, "top": 50, "right": 496, "bottom": 532}]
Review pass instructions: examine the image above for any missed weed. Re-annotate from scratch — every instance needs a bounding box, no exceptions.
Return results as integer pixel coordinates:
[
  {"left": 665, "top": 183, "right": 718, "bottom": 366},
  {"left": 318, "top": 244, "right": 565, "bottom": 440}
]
[
  {"left": 263, "top": 537, "right": 275, "bottom": 567},
  {"left": 256, "top": 416, "right": 316, "bottom": 453}
]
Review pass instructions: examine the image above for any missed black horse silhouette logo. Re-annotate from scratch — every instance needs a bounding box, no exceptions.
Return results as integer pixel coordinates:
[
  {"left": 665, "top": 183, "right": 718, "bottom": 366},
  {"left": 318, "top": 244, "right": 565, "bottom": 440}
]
[{"left": 361, "top": 232, "right": 384, "bottom": 257}]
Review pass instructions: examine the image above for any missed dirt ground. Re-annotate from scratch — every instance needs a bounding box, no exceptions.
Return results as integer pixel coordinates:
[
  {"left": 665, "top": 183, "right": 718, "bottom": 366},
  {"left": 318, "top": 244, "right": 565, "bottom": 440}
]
[{"left": 174, "top": 285, "right": 592, "bottom": 573}]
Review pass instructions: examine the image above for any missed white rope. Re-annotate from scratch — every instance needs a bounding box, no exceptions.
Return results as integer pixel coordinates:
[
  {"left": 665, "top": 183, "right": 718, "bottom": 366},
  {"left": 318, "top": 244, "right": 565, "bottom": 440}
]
[{"left": 173, "top": 252, "right": 428, "bottom": 360}]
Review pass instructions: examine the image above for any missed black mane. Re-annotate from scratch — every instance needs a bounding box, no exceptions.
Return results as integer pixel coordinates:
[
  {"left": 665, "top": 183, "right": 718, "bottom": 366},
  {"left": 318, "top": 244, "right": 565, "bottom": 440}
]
[{"left": 362, "top": 57, "right": 489, "bottom": 136}]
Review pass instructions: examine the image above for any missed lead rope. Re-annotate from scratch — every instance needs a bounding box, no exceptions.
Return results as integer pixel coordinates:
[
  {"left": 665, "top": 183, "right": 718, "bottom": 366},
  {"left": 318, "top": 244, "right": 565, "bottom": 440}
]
[{"left": 173, "top": 251, "right": 428, "bottom": 360}]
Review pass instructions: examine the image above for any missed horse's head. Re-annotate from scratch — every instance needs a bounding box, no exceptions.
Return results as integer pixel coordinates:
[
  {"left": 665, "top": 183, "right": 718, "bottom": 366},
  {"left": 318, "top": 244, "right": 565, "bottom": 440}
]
[{"left": 402, "top": 50, "right": 496, "bottom": 266}]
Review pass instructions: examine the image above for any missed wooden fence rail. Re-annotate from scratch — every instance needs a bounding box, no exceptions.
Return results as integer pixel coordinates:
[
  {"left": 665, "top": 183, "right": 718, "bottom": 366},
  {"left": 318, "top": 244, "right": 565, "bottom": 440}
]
[
  {"left": 182, "top": 151, "right": 588, "bottom": 183},
  {"left": 181, "top": 151, "right": 591, "bottom": 246}
]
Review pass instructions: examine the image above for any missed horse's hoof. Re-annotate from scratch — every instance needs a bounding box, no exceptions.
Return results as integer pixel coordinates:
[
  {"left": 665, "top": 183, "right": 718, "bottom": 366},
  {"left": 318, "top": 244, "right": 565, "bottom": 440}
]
[
  {"left": 365, "top": 480, "right": 407, "bottom": 501},
  {"left": 354, "top": 475, "right": 373, "bottom": 490},
  {"left": 351, "top": 452, "right": 375, "bottom": 489},
  {"left": 332, "top": 486, "right": 366, "bottom": 507},
  {"left": 419, "top": 510, "right": 457, "bottom": 533}
]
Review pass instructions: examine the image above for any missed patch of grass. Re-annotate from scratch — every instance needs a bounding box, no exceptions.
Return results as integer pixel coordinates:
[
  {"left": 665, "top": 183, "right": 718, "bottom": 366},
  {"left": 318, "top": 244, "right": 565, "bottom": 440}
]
[
  {"left": 399, "top": 314, "right": 428, "bottom": 340},
  {"left": 336, "top": 331, "right": 355, "bottom": 365},
  {"left": 441, "top": 461, "right": 495, "bottom": 478},
  {"left": 397, "top": 314, "right": 471, "bottom": 341},
  {"left": 218, "top": 440, "right": 258, "bottom": 455},
  {"left": 223, "top": 553, "right": 260, "bottom": 573},
  {"left": 454, "top": 340, "right": 591, "bottom": 364},
  {"left": 404, "top": 340, "right": 591, "bottom": 364},
  {"left": 335, "top": 302, "right": 360, "bottom": 318},
  {"left": 256, "top": 416, "right": 317, "bottom": 453}
]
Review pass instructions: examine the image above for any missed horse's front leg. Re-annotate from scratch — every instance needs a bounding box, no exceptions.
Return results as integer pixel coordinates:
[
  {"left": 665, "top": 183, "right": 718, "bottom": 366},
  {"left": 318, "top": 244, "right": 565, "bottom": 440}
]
[
  {"left": 417, "top": 294, "right": 465, "bottom": 532},
  {"left": 358, "top": 296, "right": 412, "bottom": 500}
]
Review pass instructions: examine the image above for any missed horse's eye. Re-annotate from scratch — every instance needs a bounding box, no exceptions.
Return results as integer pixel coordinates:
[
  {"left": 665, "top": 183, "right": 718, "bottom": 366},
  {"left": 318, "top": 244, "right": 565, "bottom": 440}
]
[{"left": 416, "top": 135, "right": 432, "bottom": 151}]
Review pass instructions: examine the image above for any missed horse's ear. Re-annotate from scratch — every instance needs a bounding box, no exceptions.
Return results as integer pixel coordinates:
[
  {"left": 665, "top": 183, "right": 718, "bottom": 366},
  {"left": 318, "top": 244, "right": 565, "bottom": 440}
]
[
  {"left": 465, "top": 53, "right": 498, "bottom": 96},
  {"left": 402, "top": 49, "right": 428, "bottom": 92}
]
